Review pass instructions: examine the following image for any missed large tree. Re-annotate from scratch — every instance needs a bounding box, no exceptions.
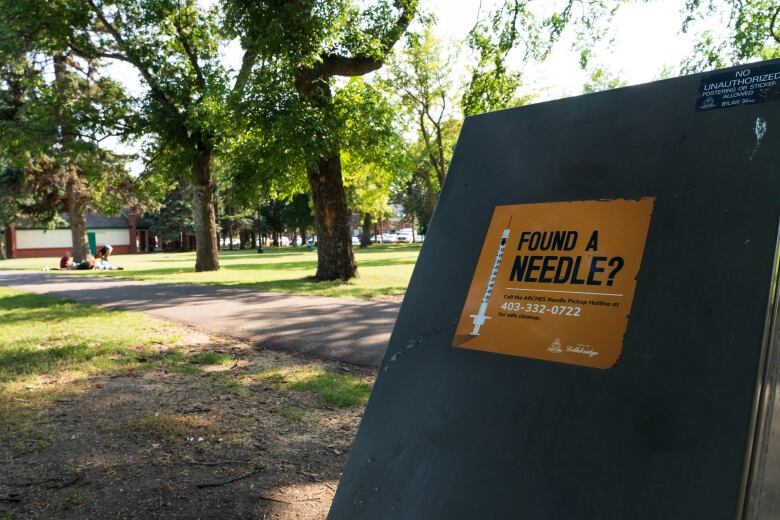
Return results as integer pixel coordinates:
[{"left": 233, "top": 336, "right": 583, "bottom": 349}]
[
  {"left": 0, "top": 16, "right": 134, "bottom": 262},
  {"left": 13, "top": 0, "right": 259, "bottom": 271},
  {"left": 388, "top": 23, "right": 461, "bottom": 201},
  {"left": 224, "top": 0, "right": 418, "bottom": 281}
]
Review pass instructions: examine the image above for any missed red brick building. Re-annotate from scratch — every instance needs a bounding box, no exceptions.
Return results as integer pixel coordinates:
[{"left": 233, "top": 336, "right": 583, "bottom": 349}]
[{"left": 3, "top": 211, "right": 152, "bottom": 259}]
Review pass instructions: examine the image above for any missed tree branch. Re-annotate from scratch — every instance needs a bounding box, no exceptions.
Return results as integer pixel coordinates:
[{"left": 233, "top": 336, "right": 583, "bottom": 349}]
[
  {"left": 422, "top": 102, "right": 446, "bottom": 186},
  {"left": 315, "top": 0, "right": 417, "bottom": 78},
  {"left": 771, "top": 6, "right": 780, "bottom": 44},
  {"left": 231, "top": 48, "right": 257, "bottom": 96},
  {"left": 173, "top": 13, "right": 206, "bottom": 89},
  {"left": 66, "top": 38, "right": 128, "bottom": 63},
  {"left": 315, "top": 54, "right": 384, "bottom": 77},
  {"left": 418, "top": 108, "right": 443, "bottom": 183},
  {"left": 85, "top": 0, "right": 179, "bottom": 116},
  {"left": 437, "top": 91, "right": 446, "bottom": 125},
  {"left": 401, "top": 87, "right": 423, "bottom": 108}
]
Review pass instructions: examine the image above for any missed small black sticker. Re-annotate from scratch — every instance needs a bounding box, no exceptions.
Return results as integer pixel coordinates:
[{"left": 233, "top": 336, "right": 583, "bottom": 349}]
[{"left": 695, "top": 62, "right": 780, "bottom": 111}]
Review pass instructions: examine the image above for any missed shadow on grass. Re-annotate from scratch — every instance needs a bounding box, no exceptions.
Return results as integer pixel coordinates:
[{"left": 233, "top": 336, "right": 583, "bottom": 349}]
[
  {"left": 217, "top": 244, "right": 421, "bottom": 256},
  {"left": 220, "top": 257, "right": 415, "bottom": 270},
  {"left": 140, "top": 244, "right": 420, "bottom": 261},
  {"left": 226, "top": 277, "right": 408, "bottom": 299},
  {"left": 44, "top": 270, "right": 408, "bottom": 299},
  {"left": 0, "top": 294, "right": 98, "bottom": 325},
  {"left": 0, "top": 271, "right": 400, "bottom": 366},
  {"left": 216, "top": 260, "right": 318, "bottom": 271},
  {"left": 132, "top": 256, "right": 413, "bottom": 272},
  {"left": 0, "top": 336, "right": 233, "bottom": 385},
  {"left": 89, "top": 257, "right": 414, "bottom": 281},
  {"left": 0, "top": 289, "right": 184, "bottom": 384}
]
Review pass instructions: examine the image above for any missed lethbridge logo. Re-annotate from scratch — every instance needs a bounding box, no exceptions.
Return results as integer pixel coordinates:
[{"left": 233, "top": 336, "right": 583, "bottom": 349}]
[
  {"left": 566, "top": 344, "right": 599, "bottom": 358},
  {"left": 547, "top": 338, "right": 598, "bottom": 358}
]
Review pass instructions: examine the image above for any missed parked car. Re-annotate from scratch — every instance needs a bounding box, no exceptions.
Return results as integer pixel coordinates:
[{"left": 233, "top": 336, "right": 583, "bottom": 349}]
[
  {"left": 351, "top": 236, "right": 360, "bottom": 245},
  {"left": 400, "top": 228, "right": 423, "bottom": 243},
  {"left": 279, "top": 236, "right": 291, "bottom": 246},
  {"left": 382, "top": 233, "right": 398, "bottom": 243}
]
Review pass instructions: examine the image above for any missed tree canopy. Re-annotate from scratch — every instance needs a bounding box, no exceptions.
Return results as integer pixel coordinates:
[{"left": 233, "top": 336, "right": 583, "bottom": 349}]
[
  {"left": 223, "top": 0, "right": 418, "bottom": 280},
  {"left": 0, "top": 5, "right": 138, "bottom": 260},
  {"left": 6, "top": 0, "right": 259, "bottom": 270},
  {"left": 2, "top": 0, "right": 775, "bottom": 274},
  {"left": 683, "top": 0, "right": 780, "bottom": 72}
]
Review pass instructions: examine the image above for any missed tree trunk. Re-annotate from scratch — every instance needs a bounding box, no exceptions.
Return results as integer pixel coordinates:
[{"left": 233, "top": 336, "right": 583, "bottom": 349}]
[
  {"left": 415, "top": 167, "right": 439, "bottom": 211},
  {"left": 296, "top": 72, "right": 357, "bottom": 280},
  {"left": 307, "top": 154, "right": 357, "bottom": 280},
  {"left": 255, "top": 206, "right": 264, "bottom": 252},
  {"left": 434, "top": 122, "right": 447, "bottom": 187},
  {"left": 66, "top": 174, "right": 91, "bottom": 262},
  {"left": 191, "top": 148, "right": 220, "bottom": 271},
  {"left": 55, "top": 53, "right": 92, "bottom": 263},
  {"left": 360, "top": 213, "right": 372, "bottom": 248},
  {"left": 300, "top": 227, "right": 307, "bottom": 246}
]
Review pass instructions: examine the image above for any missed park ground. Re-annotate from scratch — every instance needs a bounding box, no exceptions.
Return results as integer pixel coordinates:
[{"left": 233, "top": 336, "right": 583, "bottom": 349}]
[
  {"left": 0, "top": 243, "right": 422, "bottom": 301},
  {"left": 0, "top": 286, "right": 376, "bottom": 519}
]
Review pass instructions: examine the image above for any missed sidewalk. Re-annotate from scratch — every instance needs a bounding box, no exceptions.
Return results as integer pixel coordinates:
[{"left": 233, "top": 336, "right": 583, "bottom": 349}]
[{"left": 0, "top": 270, "right": 399, "bottom": 367}]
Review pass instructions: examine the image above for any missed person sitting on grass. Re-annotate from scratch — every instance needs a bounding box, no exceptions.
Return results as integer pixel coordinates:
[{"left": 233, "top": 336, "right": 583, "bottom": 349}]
[
  {"left": 96, "top": 244, "right": 111, "bottom": 268},
  {"left": 97, "top": 244, "right": 112, "bottom": 262},
  {"left": 95, "top": 245, "right": 123, "bottom": 270},
  {"left": 59, "top": 251, "right": 74, "bottom": 269}
]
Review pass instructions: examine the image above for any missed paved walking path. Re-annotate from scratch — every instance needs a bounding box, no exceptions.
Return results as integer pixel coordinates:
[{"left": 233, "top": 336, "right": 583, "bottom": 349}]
[{"left": 0, "top": 270, "right": 399, "bottom": 367}]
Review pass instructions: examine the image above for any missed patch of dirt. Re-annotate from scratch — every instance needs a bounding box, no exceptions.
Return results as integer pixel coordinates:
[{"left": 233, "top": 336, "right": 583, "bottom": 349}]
[{"left": 0, "top": 330, "right": 375, "bottom": 519}]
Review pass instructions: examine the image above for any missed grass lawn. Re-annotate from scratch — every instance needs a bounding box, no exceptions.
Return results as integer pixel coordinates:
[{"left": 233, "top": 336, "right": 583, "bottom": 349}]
[
  {"left": 0, "top": 286, "right": 374, "bottom": 519},
  {"left": 0, "top": 243, "right": 421, "bottom": 300},
  {"left": 0, "top": 286, "right": 180, "bottom": 388},
  {"left": 0, "top": 286, "right": 372, "bottom": 410}
]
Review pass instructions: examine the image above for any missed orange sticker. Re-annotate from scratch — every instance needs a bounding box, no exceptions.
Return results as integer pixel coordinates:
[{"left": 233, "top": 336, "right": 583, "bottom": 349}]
[{"left": 452, "top": 198, "right": 654, "bottom": 369}]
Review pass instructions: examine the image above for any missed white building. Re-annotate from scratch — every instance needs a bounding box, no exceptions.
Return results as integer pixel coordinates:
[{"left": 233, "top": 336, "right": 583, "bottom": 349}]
[{"left": 3, "top": 211, "right": 152, "bottom": 259}]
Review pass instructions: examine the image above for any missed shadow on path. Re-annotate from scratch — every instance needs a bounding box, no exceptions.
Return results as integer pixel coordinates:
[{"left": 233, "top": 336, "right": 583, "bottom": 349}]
[{"left": 0, "top": 271, "right": 399, "bottom": 367}]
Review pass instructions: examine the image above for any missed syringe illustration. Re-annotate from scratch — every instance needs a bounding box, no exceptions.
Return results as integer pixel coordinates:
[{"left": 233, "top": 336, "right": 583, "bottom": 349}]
[{"left": 470, "top": 226, "right": 511, "bottom": 335}]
